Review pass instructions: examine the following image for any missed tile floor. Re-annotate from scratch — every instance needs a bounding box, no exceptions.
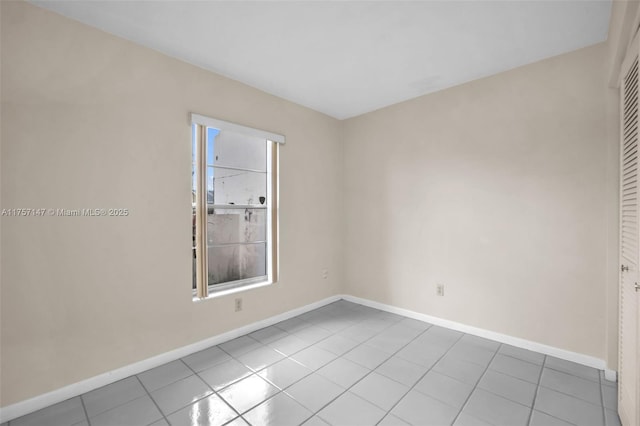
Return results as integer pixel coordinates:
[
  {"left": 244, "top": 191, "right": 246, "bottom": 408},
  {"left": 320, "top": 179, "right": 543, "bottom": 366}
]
[{"left": 5, "top": 300, "right": 622, "bottom": 426}]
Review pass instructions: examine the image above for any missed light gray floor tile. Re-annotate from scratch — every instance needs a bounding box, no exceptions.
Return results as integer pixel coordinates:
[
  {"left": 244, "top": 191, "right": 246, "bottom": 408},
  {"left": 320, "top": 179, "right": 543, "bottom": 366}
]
[
  {"left": 414, "top": 370, "right": 474, "bottom": 409},
  {"left": 138, "top": 360, "right": 193, "bottom": 392},
  {"left": 365, "top": 333, "right": 413, "bottom": 354},
  {"left": 452, "top": 413, "right": 493, "bottom": 426},
  {"left": 378, "top": 414, "right": 411, "bottom": 425},
  {"left": 458, "top": 335, "right": 501, "bottom": 351},
  {"left": 219, "top": 336, "right": 263, "bottom": 358},
  {"left": 286, "top": 373, "right": 345, "bottom": 412},
  {"left": 316, "top": 335, "right": 360, "bottom": 356},
  {"left": 529, "top": 410, "right": 574, "bottom": 426},
  {"left": 545, "top": 356, "right": 600, "bottom": 382},
  {"left": 235, "top": 345, "right": 285, "bottom": 371},
  {"left": 350, "top": 372, "right": 409, "bottom": 411},
  {"left": 243, "top": 392, "right": 312, "bottom": 426},
  {"left": 337, "top": 324, "right": 380, "bottom": 343},
  {"left": 257, "top": 358, "right": 312, "bottom": 390},
  {"left": 384, "top": 322, "right": 424, "bottom": 338},
  {"left": 318, "top": 392, "right": 386, "bottom": 426},
  {"left": 422, "top": 325, "right": 464, "bottom": 343},
  {"left": 292, "top": 325, "right": 333, "bottom": 344},
  {"left": 225, "top": 417, "right": 249, "bottom": 426},
  {"left": 540, "top": 367, "right": 601, "bottom": 405},
  {"left": 198, "top": 358, "right": 252, "bottom": 391},
  {"left": 249, "top": 326, "right": 289, "bottom": 344},
  {"left": 316, "top": 318, "right": 355, "bottom": 333},
  {"left": 478, "top": 370, "right": 537, "bottom": 407},
  {"left": 217, "top": 374, "right": 279, "bottom": 414},
  {"left": 433, "top": 355, "right": 486, "bottom": 385},
  {"left": 83, "top": 377, "right": 147, "bottom": 417},
  {"left": 303, "top": 416, "right": 330, "bottom": 426},
  {"left": 360, "top": 318, "right": 394, "bottom": 332},
  {"left": 165, "top": 393, "right": 238, "bottom": 426},
  {"left": 150, "top": 374, "right": 212, "bottom": 416},
  {"left": 397, "top": 318, "right": 432, "bottom": 331},
  {"left": 268, "top": 334, "right": 310, "bottom": 356},
  {"left": 488, "top": 354, "right": 542, "bottom": 384},
  {"left": 605, "top": 408, "right": 622, "bottom": 426},
  {"left": 462, "top": 388, "right": 530, "bottom": 426},
  {"left": 375, "top": 356, "right": 429, "bottom": 387},
  {"left": 182, "top": 346, "right": 231, "bottom": 372},
  {"left": 447, "top": 343, "right": 496, "bottom": 367},
  {"left": 376, "top": 311, "right": 405, "bottom": 323},
  {"left": 290, "top": 346, "right": 338, "bottom": 371},
  {"left": 343, "top": 344, "right": 391, "bottom": 369},
  {"left": 317, "top": 357, "right": 370, "bottom": 388},
  {"left": 535, "top": 386, "right": 605, "bottom": 426},
  {"left": 11, "top": 397, "right": 86, "bottom": 426},
  {"left": 275, "top": 317, "right": 311, "bottom": 333},
  {"left": 498, "top": 345, "right": 545, "bottom": 365},
  {"left": 602, "top": 385, "right": 617, "bottom": 410},
  {"left": 149, "top": 419, "right": 170, "bottom": 426},
  {"left": 391, "top": 389, "right": 459, "bottom": 426},
  {"left": 72, "top": 422, "right": 88, "bottom": 426},
  {"left": 395, "top": 343, "right": 447, "bottom": 369},
  {"left": 89, "top": 395, "right": 162, "bottom": 426}
]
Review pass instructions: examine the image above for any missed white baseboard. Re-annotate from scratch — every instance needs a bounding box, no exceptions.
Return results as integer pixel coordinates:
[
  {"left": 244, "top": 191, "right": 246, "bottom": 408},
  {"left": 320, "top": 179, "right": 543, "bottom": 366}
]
[
  {"left": 604, "top": 369, "right": 617, "bottom": 382},
  {"left": 0, "top": 294, "right": 341, "bottom": 423},
  {"left": 1, "top": 293, "right": 618, "bottom": 422},
  {"left": 342, "top": 295, "right": 614, "bottom": 374}
]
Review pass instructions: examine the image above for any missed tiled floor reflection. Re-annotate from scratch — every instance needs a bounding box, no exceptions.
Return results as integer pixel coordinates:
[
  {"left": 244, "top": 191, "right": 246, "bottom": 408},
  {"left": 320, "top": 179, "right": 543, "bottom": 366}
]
[{"left": 6, "top": 300, "right": 621, "bottom": 426}]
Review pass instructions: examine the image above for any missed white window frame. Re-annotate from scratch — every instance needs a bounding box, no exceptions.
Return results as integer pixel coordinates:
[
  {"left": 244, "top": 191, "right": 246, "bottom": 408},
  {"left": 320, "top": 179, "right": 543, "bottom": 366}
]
[{"left": 191, "top": 113, "right": 283, "bottom": 300}]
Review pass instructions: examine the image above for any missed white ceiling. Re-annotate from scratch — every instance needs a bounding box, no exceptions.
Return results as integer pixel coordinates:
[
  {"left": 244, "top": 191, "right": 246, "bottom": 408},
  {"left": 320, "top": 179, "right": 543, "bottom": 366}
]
[{"left": 30, "top": 1, "right": 611, "bottom": 120}]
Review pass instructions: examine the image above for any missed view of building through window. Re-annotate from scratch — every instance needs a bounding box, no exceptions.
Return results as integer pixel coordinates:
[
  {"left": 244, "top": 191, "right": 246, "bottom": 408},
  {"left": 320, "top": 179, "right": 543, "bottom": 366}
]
[{"left": 192, "top": 120, "right": 274, "bottom": 295}]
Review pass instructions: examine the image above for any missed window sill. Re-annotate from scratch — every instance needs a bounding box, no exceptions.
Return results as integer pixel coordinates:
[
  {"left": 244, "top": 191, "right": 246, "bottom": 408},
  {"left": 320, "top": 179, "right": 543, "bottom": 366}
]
[{"left": 192, "top": 279, "right": 274, "bottom": 302}]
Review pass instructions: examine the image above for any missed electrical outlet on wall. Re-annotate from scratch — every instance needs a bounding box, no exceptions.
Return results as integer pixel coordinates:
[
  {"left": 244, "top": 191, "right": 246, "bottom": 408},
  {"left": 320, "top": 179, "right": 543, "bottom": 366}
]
[
  {"left": 322, "top": 268, "right": 328, "bottom": 279},
  {"left": 436, "top": 284, "right": 445, "bottom": 296},
  {"left": 235, "top": 298, "right": 243, "bottom": 312}
]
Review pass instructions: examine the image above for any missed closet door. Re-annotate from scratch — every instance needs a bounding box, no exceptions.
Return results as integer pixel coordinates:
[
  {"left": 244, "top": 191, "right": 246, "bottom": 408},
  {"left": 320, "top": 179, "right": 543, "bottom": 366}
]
[{"left": 619, "top": 34, "right": 640, "bottom": 426}]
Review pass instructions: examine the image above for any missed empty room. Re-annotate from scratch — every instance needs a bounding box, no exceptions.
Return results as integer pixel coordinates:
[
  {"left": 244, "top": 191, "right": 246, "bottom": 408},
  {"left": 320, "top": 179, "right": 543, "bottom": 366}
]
[{"left": 1, "top": 0, "right": 638, "bottom": 425}]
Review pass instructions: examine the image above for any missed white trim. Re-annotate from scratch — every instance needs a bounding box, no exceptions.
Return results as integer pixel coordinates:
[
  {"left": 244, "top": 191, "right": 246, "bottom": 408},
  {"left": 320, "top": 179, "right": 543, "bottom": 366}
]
[
  {"left": 190, "top": 113, "right": 285, "bottom": 144},
  {"left": 605, "top": 369, "right": 618, "bottom": 383},
  {"left": 342, "top": 295, "right": 610, "bottom": 372},
  {"left": 0, "top": 295, "right": 340, "bottom": 423}
]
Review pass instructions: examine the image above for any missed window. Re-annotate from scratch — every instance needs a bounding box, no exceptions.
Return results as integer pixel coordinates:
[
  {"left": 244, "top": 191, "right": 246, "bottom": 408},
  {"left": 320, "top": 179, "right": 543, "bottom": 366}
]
[{"left": 191, "top": 114, "right": 283, "bottom": 299}]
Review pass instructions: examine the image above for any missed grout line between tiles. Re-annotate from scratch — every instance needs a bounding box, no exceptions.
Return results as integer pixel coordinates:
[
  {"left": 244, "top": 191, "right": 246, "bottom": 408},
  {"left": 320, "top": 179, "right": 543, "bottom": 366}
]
[
  {"left": 526, "top": 353, "right": 547, "bottom": 426},
  {"left": 599, "top": 367, "right": 606, "bottom": 426},
  {"left": 79, "top": 394, "right": 91, "bottom": 426}
]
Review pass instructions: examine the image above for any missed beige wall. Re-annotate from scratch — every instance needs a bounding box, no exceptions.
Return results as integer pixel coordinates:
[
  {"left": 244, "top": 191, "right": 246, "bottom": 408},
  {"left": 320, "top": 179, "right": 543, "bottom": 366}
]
[
  {"left": 0, "top": 0, "right": 344, "bottom": 406},
  {"left": 343, "top": 44, "right": 609, "bottom": 360}
]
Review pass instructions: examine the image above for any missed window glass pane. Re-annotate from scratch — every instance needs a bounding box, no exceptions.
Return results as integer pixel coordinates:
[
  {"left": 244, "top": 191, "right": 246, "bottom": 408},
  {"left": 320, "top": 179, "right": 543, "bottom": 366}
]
[
  {"left": 207, "top": 243, "right": 267, "bottom": 285},
  {"left": 208, "top": 128, "right": 266, "bottom": 172},
  {"left": 207, "top": 127, "right": 220, "bottom": 166},
  {"left": 207, "top": 208, "right": 266, "bottom": 245},
  {"left": 211, "top": 167, "right": 266, "bottom": 206},
  {"left": 207, "top": 167, "right": 214, "bottom": 204}
]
